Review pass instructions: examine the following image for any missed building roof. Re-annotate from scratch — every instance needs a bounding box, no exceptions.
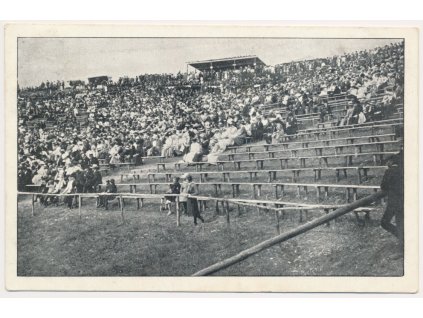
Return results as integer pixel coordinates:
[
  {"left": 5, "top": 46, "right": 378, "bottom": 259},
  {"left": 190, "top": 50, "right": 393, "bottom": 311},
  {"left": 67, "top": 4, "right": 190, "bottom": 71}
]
[
  {"left": 188, "top": 55, "right": 265, "bottom": 72},
  {"left": 87, "top": 76, "right": 109, "bottom": 83}
]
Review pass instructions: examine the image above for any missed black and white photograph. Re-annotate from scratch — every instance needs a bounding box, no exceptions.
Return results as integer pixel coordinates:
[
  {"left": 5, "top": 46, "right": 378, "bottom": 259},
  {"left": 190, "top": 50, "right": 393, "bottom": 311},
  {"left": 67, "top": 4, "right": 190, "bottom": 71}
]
[{"left": 4, "top": 24, "right": 419, "bottom": 292}]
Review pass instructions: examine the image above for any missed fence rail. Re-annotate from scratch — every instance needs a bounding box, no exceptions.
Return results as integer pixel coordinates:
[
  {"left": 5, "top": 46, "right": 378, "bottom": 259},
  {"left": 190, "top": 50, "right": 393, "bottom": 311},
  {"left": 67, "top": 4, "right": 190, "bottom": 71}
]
[
  {"left": 192, "top": 191, "right": 385, "bottom": 276},
  {"left": 18, "top": 190, "right": 372, "bottom": 226}
]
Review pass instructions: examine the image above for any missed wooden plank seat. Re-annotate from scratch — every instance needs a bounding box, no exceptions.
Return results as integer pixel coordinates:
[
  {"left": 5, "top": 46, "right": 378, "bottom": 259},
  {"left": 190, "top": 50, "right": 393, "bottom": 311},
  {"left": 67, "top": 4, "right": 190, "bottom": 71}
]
[
  {"left": 124, "top": 165, "right": 387, "bottom": 185},
  {"left": 223, "top": 140, "right": 398, "bottom": 161},
  {"left": 294, "top": 114, "right": 402, "bottom": 133},
  {"left": 228, "top": 130, "right": 398, "bottom": 153},
  {"left": 353, "top": 207, "right": 374, "bottom": 225},
  {"left": 174, "top": 161, "right": 207, "bottom": 172},
  {"left": 140, "top": 155, "right": 165, "bottom": 163},
  {"left": 265, "top": 107, "right": 344, "bottom": 120},
  {"left": 216, "top": 151, "right": 398, "bottom": 171},
  {"left": 271, "top": 183, "right": 379, "bottom": 203},
  {"left": 99, "top": 162, "right": 135, "bottom": 171},
  {"left": 297, "top": 114, "right": 402, "bottom": 133},
  {"left": 263, "top": 98, "right": 395, "bottom": 122},
  {"left": 263, "top": 93, "right": 391, "bottom": 117},
  {"left": 112, "top": 181, "right": 379, "bottom": 204},
  {"left": 295, "top": 118, "right": 403, "bottom": 139}
]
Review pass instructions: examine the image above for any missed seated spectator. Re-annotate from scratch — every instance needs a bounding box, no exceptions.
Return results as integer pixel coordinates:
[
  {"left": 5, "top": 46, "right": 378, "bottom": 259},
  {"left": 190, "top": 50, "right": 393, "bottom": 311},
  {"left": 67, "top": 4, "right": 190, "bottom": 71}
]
[
  {"left": 285, "top": 112, "right": 298, "bottom": 135},
  {"left": 165, "top": 177, "right": 181, "bottom": 215},
  {"left": 99, "top": 179, "right": 118, "bottom": 209}
]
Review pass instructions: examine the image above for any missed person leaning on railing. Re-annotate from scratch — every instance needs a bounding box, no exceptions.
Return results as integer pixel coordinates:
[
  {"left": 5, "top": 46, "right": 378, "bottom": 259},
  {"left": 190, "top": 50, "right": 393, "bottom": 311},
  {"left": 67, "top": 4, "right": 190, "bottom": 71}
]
[
  {"left": 380, "top": 153, "right": 404, "bottom": 246},
  {"left": 98, "top": 179, "right": 117, "bottom": 209}
]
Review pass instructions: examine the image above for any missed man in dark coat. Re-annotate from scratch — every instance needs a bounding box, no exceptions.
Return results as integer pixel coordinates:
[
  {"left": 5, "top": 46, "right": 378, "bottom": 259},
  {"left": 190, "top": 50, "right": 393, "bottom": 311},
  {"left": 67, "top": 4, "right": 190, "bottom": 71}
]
[
  {"left": 92, "top": 164, "right": 103, "bottom": 192},
  {"left": 380, "top": 154, "right": 404, "bottom": 245},
  {"left": 74, "top": 169, "right": 85, "bottom": 193},
  {"left": 83, "top": 166, "right": 95, "bottom": 193}
]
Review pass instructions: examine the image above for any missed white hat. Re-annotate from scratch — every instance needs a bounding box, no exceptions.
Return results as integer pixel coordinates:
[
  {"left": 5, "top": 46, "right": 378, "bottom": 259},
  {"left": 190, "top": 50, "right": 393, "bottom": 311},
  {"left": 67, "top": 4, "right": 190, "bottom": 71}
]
[{"left": 181, "top": 173, "right": 191, "bottom": 179}]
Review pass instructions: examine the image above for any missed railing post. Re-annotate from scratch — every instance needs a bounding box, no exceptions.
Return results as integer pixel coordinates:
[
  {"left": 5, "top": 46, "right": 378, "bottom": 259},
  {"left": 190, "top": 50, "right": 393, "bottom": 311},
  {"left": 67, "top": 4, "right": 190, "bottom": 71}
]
[
  {"left": 176, "top": 196, "right": 180, "bottom": 226},
  {"left": 119, "top": 194, "right": 124, "bottom": 222},
  {"left": 31, "top": 194, "right": 35, "bottom": 217},
  {"left": 78, "top": 195, "right": 82, "bottom": 220},
  {"left": 274, "top": 210, "right": 280, "bottom": 234},
  {"left": 225, "top": 200, "right": 230, "bottom": 224}
]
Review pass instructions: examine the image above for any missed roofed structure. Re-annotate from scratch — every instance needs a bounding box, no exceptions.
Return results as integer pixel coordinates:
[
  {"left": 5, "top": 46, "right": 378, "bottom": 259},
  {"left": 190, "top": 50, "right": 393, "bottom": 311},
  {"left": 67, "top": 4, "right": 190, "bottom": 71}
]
[
  {"left": 88, "top": 76, "right": 110, "bottom": 86},
  {"left": 188, "top": 55, "right": 265, "bottom": 72}
]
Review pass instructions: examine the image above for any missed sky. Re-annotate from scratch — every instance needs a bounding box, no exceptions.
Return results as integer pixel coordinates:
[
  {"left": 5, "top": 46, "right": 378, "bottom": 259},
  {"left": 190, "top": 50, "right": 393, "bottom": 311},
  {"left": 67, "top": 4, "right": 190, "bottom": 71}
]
[{"left": 17, "top": 38, "right": 402, "bottom": 87}]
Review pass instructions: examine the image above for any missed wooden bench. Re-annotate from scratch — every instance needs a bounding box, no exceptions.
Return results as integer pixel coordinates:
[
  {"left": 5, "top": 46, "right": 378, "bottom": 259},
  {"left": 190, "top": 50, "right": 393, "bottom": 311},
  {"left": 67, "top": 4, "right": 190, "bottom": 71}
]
[
  {"left": 112, "top": 181, "right": 380, "bottom": 204},
  {"left": 228, "top": 132, "right": 397, "bottom": 154},
  {"left": 141, "top": 155, "right": 165, "bottom": 163},
  {"left": 216, "top": 151, "right": 398, "bottom": 171},
  {"left": 353, "top": 207, "right": 374, "bottom": 225},
  {"left": 124, "top": 165, "right": 387, "bottom": 185},
  {"left": 262, "top": 93, "right": 391, "bottom": 118},
  {"left": 224, "top": 140, "right": 398, "bottom": 161},
  {"left": 100, "top": 162, "right": 135, "bottom": 171},
  {"left": 174, "top": 161, "right": 206, "bottom": 172}
]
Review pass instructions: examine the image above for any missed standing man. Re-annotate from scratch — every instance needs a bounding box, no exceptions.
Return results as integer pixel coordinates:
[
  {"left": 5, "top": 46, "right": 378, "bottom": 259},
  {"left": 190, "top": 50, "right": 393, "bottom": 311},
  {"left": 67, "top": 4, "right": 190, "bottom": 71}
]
[
  {"left": 380, "top": 155, "right": 404, "bottom": 245},
  {"left": 83, "top": 166, "right": 95, "bottom": 193},
  {"left": 182, "top": 174, "right": 204, "bottom": 225}
]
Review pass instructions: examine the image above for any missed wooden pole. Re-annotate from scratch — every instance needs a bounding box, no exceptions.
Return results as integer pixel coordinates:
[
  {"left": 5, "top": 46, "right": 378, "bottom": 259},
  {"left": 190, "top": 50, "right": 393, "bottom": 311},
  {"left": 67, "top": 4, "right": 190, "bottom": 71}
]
[
  {"left": 78, "top": 195, "right": 82, "bottom": 220},
  {"left": 176, "top": 196, "right": 180, "bottom": 226},
  {"left": 192, "top": 191, "right": 384, "bottom": 276},
  {"left": 274, "top": 210, "right": 280, "bottom": 235},
  {"left": 119, "top": 194, "right": 125, "bottom": 222},
  {"left": 31, "top": 194, "right": 35, "bottom": 217},
  {"left": 225, "top": 200, "right": 230, "bottom": 224}
]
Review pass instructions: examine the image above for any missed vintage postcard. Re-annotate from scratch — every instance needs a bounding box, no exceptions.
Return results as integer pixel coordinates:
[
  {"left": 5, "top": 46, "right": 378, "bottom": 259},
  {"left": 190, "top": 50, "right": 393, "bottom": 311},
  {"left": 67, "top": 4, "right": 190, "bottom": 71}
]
[{"left": 3, "top": 23, "right": 419, "bottom": 292}]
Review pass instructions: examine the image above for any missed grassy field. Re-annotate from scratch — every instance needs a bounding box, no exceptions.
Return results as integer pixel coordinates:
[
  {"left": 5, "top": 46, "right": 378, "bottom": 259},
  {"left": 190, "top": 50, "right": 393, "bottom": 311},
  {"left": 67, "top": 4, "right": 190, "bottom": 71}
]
[{"left": 17, "top": 196, "right": 403, "bottom": 277}]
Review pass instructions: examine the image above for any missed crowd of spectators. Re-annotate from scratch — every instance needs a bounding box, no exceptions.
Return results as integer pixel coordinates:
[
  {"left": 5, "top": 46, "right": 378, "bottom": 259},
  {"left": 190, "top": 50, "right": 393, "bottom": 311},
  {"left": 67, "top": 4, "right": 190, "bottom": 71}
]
[{"left": 18, "top": 41, "right": 404, "bottom": 208}]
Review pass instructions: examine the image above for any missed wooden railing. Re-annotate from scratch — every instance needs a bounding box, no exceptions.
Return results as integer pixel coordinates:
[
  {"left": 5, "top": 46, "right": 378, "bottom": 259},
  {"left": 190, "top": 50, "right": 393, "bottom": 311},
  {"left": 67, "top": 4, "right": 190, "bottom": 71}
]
[{"left": 191, "top": 191, "right": 385, "bottom": 276}]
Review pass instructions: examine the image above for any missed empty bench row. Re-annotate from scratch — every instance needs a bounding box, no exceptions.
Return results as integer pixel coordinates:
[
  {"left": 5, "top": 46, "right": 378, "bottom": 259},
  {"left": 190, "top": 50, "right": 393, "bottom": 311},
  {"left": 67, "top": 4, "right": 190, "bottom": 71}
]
[
  {"left": 111, "top": 181, "right": 380, "bottom": 203},
  {"left": 125, "top": 165, "right": 387, "bottom": 185}
]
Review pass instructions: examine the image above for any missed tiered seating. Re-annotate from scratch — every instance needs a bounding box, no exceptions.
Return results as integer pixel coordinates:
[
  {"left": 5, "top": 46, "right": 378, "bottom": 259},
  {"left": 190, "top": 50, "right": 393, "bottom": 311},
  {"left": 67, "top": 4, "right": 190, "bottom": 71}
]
[
  {"left": 25, "top": 99, "right": 402, "bottom": 226},
  {"left": 164, "top": 120, "right": 402, "bottom": 172},
  {"left": 261, "top": 93, "right": 399, "bottom": 128},
  {"left": 107, "top": 115, "right": 402, "bottom": 218}
]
